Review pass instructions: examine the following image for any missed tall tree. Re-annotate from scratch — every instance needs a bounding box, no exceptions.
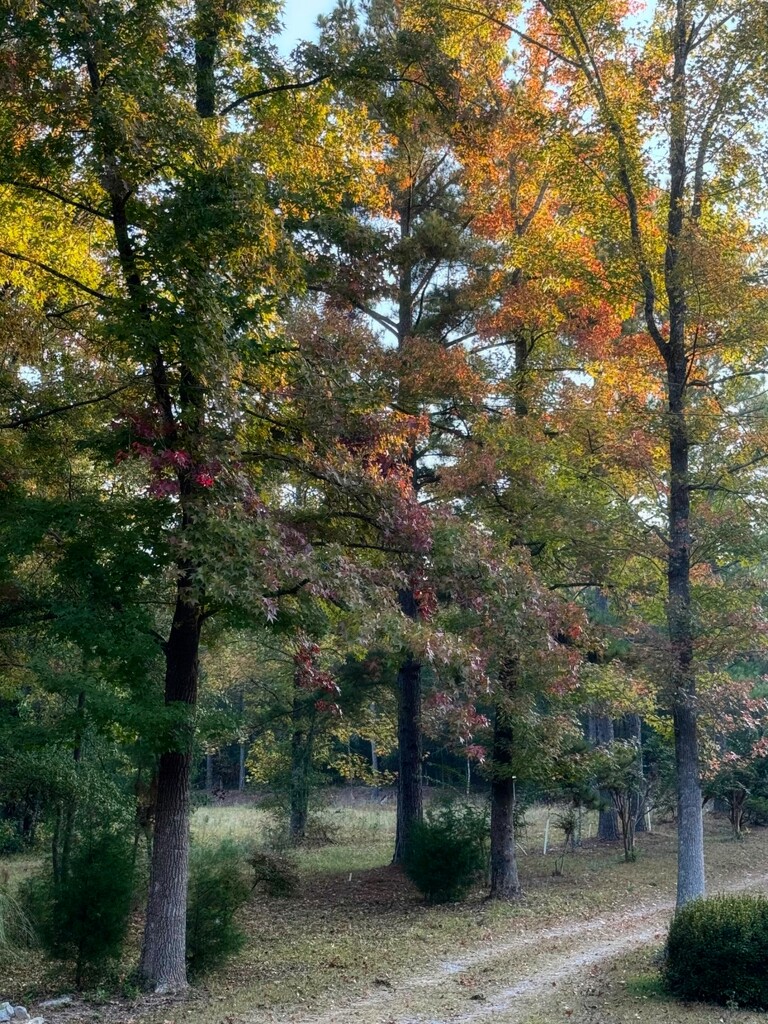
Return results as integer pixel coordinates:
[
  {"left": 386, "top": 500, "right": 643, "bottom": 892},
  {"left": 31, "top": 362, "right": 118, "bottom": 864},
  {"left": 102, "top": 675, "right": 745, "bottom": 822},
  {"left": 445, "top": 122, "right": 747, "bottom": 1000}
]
[
  {"left": 312, "top": 0, "right": 507, "bottom": 863},
  {"left": 520, "top": 0, "right": 768, "bottom": 904},
  {"left": 0, "top": 0, "right": 383, "bottom": 988}
]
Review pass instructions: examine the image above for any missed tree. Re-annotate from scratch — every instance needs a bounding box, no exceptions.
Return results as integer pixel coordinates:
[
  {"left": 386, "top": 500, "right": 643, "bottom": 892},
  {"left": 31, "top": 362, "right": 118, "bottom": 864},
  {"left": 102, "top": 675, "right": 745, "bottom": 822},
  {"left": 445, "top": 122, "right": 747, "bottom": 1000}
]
[
  {"left": 701, "top": 677, "right": 768, "bottom": 839},
  {"left": 454, "top": 0, "right": 768, "bottom": 905},
  {"left": 310, "top": 0, "right": 507, "bottom": 864},
  {"left": 592, "top": 740, "right": 643, "bottom": 861},
  {"left": 446, "top": 30, "right": 627, "bottom": 894},
  {"left": 0, "top": 0, "right": 386, "bottom": 988},
  {"left": 476, "top": 0, "right": 768, "bottom": 905}
]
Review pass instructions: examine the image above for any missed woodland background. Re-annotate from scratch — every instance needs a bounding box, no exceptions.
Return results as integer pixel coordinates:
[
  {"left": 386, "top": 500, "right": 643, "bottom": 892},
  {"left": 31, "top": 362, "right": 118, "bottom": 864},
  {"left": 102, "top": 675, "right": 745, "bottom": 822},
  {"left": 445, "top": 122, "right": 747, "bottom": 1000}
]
[{"left": 2, "top": 0, "right": 768, "bottom": 1010}]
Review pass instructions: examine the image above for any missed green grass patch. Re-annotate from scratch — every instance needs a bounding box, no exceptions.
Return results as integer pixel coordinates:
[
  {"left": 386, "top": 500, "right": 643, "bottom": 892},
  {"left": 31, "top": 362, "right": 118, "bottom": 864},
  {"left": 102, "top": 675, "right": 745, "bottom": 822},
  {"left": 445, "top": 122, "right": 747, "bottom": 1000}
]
[{"left": 625, "top": 968, "right": 667, "bottom": 999}]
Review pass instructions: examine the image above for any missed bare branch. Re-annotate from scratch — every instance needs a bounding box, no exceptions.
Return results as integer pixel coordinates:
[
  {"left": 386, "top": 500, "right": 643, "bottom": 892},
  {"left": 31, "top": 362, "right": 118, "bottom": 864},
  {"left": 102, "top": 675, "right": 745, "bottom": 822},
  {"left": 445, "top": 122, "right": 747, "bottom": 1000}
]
[{"left": 219, "top": 74, "right": 330, "bottom": 116}]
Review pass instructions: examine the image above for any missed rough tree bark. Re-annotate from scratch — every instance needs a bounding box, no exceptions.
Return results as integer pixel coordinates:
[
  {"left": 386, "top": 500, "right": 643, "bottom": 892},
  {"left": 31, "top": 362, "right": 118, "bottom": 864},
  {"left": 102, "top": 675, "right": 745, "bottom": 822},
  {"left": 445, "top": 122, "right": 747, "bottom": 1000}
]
[
  {"left": 392, "top": 616, "right": 423, "bottom": 864},
  {"left": 138, "top": 591, "right": 201, "bottom": 992},
  {"left": 489, "top": 670, "right": 521, "bottom": 898}
]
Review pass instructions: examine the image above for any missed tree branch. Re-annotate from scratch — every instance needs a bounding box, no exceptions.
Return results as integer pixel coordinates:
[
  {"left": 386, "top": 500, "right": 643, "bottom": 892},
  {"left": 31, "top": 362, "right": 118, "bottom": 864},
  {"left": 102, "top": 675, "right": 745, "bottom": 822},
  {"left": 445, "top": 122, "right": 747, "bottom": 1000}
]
[
  {"left": 219, "top": 74, "right": 331, "bottom": 116},
  {"left": 0, "top": 246, "right": 112, "bottom": 302},
  {"left": 0, "top": 179, "right": 111, "bottom": 220},
  {"left": 0, "top": 379, "right": 142, "bottom": 429}
]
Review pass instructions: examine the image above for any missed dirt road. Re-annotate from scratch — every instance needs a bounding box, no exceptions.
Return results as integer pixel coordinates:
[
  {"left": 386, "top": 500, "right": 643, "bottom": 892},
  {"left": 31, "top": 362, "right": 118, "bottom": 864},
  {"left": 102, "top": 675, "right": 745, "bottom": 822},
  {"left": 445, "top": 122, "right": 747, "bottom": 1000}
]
[{"left": 284, "top": 872, "right": 768, "bottom": 1024}]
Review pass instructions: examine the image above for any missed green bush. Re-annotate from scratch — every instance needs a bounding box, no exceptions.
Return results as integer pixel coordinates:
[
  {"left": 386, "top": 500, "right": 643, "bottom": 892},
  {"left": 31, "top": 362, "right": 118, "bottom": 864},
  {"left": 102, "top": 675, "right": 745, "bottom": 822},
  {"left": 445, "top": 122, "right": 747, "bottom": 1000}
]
[
  {"left": 666, "top": 894, "right": 768, "bottom": 1008},
  {"left": 0, "top": 820, "right": 26, "bottom": 856},
  {"left": 404, "top": 801, "right": 487, "bottom": 904},
  {"left": 744, "top": 795, "right": 768, "bottom": 827},
  {"left": 248, "top": 850, "right": 299, "bottom": 897},
  {"left": 186, "top": 839, "right": 251, "bottom": 978},
  {"left": 22, "top": 831, "right": 134, "bottom": 987}
]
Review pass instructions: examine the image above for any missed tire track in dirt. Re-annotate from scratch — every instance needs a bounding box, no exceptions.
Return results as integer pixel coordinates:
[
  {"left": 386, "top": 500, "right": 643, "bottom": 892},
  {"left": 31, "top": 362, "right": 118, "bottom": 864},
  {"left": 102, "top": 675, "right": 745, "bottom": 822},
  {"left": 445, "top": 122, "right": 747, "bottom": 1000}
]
[{"left": 285, "top": 871, "right": 768, "bottom": 1024}]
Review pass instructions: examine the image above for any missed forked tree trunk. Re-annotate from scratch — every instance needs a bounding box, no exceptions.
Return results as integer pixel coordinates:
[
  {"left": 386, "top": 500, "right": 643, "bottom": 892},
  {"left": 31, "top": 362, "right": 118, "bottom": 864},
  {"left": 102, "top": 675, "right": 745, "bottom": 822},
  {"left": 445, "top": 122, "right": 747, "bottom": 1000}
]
[
  {"left": 138, "top": 593, "right": 201, "bottom": 992},
  {"left": 489, "top": 697, "right": 521, "bottom": 899}
]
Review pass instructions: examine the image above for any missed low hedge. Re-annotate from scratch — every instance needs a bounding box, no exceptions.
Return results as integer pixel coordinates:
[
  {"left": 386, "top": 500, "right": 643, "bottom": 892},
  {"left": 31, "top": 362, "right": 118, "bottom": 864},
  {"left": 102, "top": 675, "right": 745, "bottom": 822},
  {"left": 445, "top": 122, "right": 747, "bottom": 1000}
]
[{"left": 666, "top": 893, "right": 768, "bottom": 1008}]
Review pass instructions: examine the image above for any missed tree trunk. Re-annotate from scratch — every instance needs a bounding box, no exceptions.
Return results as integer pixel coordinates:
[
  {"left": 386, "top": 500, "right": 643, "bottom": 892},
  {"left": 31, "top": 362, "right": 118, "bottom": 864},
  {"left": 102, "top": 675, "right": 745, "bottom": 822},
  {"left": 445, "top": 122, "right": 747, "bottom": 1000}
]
[
  {"left": 667, "top": 337, "right": 705, "bottom": 906},
  {"left": 626, "top": 713, "right": 647, "bottom": 832},
  {"left": 205, "top": 753, "right": 213, "bottom": 791},
  {"left": 289, "top": 693, "right": 312, "bottom": 845},
  {"left": 58, "top": 689, "right": 86, "bottom": 882},
  {"left": 673, "top": 696, "right": 705, "bottom": 901},
  {"left": 595, "top": 715, "right": 620, "bottom": 842},
  {"left": 392, "top": 646, "right": 423, "bottom": 865},
  {"left": 586, "top": 713, "right": 597, "bottom": 746},
  {"left": 390, "top": 176, "right": 424, "bottom": 867},
  {"left": 728, "top": 790, "right": 746, "bottom": 838},
  {"left": 138, "top": 595, "right": 200, "bottom": 993},
  {"left": 238, "top": 744, "right": 246, "bottom": 792},
  {"left": 489, "top": 701, "right": 521, "bottom": 899}
]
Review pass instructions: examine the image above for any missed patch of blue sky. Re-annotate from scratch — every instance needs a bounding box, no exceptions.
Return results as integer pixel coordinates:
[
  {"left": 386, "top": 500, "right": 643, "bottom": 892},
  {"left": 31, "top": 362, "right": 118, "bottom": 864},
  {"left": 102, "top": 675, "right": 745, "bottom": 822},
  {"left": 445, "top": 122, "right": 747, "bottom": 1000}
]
[{"left": 278, "top": 0, "right": 336, "bottom": 55}]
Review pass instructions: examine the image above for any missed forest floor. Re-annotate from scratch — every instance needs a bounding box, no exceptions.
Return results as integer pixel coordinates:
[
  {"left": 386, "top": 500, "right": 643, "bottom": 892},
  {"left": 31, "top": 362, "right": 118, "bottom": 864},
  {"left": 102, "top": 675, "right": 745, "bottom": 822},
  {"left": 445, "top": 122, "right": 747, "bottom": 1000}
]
[{"left": 2, "top": 800, "right": 768, "bottom": 1024}]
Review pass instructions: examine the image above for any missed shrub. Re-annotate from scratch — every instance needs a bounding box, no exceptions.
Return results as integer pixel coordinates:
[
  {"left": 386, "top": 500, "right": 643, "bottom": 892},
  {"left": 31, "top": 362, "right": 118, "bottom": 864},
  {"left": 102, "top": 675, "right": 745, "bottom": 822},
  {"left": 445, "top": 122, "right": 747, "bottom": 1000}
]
[
  {"left": 0, "top": 876, "right": 35, "bottom": 953},
  {"left": 404, "top": 801, "right": 487, "bottom": 904},
  {"left": 0, "top": 820, "right": 27, "bottom": 856},
  {"left": 248, "top": 850, "right": 299, "bottom": 897},
  {"left": 666, "top": 894, "right": 768, "bottom": 1008},
  {"left": 186, "top": 839, "right": 251, "bottom": 978},
  {"left": 22, "top": 831, "right": 134, "bottom": 988},
  {"left": 744, "top": 795, "right": 768, "bottom": 827}
]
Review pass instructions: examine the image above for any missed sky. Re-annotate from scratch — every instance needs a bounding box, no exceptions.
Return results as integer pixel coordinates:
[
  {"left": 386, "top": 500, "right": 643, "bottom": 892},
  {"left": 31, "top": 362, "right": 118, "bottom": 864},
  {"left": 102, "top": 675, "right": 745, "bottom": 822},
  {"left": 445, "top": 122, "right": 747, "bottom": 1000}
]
[{"left": 279, "top": 0, "right": 337, "bottom": 53}]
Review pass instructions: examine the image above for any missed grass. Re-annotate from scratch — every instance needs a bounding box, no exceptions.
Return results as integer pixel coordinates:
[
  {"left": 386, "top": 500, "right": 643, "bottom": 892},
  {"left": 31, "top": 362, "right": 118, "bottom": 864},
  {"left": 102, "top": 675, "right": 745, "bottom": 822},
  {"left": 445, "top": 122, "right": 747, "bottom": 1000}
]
[
  {"left": 2, "top": 798, "right": 768, "bottom": 1024},
  {"left": 191, "top": 799, "right": 395, "bottom": 874},
  {"left": 554, "top": 946, "right": 768, "bottom": 1024},
  {"left": 182, "top": 803, "right": 768, "bottom": 1024}
]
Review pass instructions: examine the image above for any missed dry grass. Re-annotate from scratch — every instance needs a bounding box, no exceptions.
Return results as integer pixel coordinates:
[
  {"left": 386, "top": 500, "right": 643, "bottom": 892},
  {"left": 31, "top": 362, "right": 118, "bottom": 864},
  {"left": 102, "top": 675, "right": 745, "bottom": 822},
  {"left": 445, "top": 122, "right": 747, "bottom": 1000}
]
[
  {"left": 527, "top": 945, "right": 767, "bottom": 1024},
  {"left": 2, "top": 800, "right": 768, "bottom": 1024},
  {"left": 184, "top": 806, "right": 768, "bottom": 1024}
]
